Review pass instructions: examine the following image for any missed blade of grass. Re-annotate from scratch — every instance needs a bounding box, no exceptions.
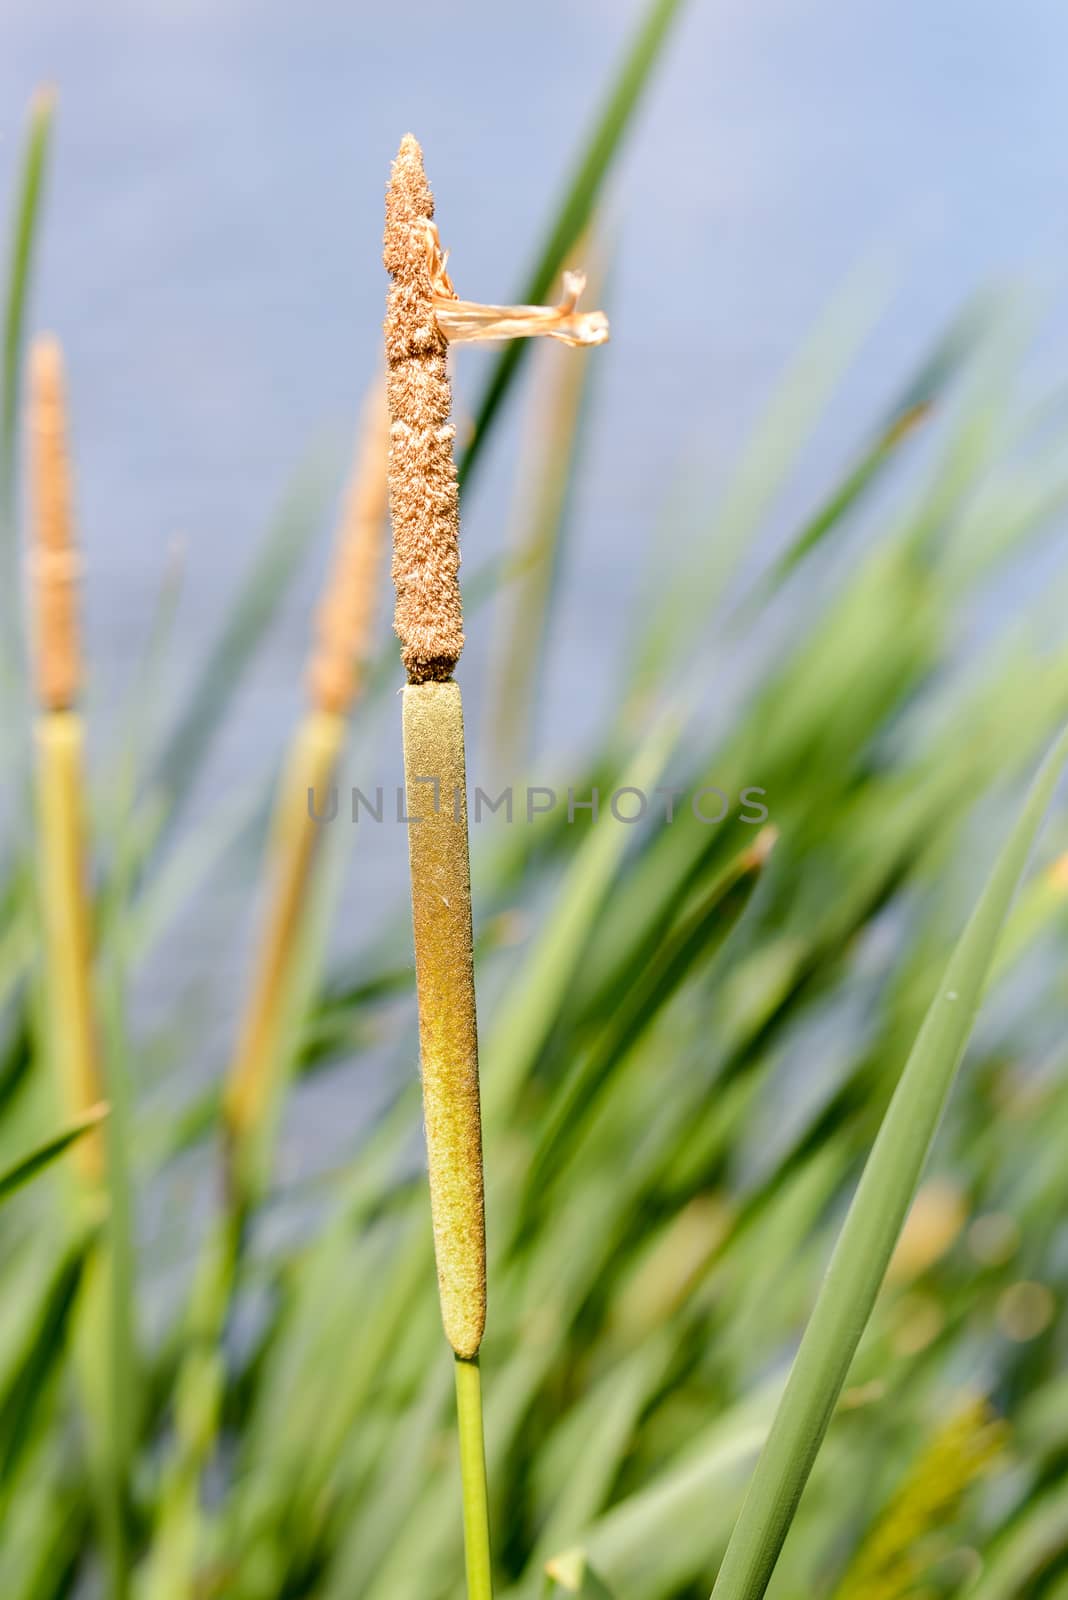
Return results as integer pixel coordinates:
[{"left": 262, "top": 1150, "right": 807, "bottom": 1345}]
[
  {"left": 2, "top": 1439, "right": 86, "bottom": 1600},
  {"left": 0, "top": 1103, "right": 107, "bottom": 1203},
  {"left": 709, "top": 724, "right": 1068, "bottom": 1600},
  {"left": 524, "top": 828, "right": 774, "bottom": 1207},
  {"left": 93, "top": 859, "right": 141, "bottom": 1600},
  {"left": 633, "top": 263, "right": 896, "bottom": 695},
  {"left": 753, "top": 291, "right": 996, "bottom": 599},
  {"left": 966, "top": 1479, "right": 1068, "bottom": 1600},
  {"left": 541, "top": 1385, "right": 780, "bottom": 1600},
  {"left": 483, "top": 712, "right": 679, "bottom": 1124},
  {"left": 0, "top": 1243, "right": 88, "bottom": 1503},
  {"left": 1, "top": 87, "right": 55, "bottom": 665},
  {"left": 532, "top": 1337, "right": 673, "bottom": 1565},
  {"left": 459, "top": 0, "right": 687, "bottom": 486}
]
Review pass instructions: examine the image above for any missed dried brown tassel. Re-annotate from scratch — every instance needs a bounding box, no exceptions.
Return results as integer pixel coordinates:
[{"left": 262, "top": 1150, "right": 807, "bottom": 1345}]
[
  {"left": 384, "top": 134, "right": 464, "bottom": 685},
  {"left": 427, "top": 223, "right": 608, "bottom": 349},
  {"left": 29, "top": 335, "right": 81, "bottom": 711},
  {"left": 383, "top": 134, "right": 609, "bottom": 686}
]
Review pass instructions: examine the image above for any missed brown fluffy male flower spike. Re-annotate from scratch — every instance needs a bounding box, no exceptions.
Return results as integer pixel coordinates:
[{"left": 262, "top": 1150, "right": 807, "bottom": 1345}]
[
  {"left": 30, "top": 336, "right": 82, "bottom": 710},
  {"left": 384, "top": 133, "right": 464, "bottom": 685},
  {"left": 384, "top": 133, "right": 608, "bottom": 685}
]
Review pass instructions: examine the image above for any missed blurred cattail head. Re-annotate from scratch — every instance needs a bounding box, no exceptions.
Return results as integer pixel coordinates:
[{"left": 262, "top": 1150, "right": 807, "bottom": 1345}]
[
  {"left": 306, "top": 377, "right": 390, "bottom": 714},
  {"left": 28, "top": 334, "right": 81, "bottom": 711}
]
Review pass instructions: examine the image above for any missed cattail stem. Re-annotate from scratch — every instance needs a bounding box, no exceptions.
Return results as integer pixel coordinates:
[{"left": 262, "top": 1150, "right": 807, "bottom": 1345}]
[
  {"left": 385, "top": 131, "right": 606, "bottom": 1600},
  {"left": 150, "top": 705, "right": 344, "bottom": 1600},
  {"left": 223, "top": 706, "right": 346, "bottom": 1196},
  {"left": 29, "top": 334, "right": 133, "bottom": 1600},
  {"left": 29, "top": 337, "right": 100, "bottom": 1174},
  {"left": 35, "top": 711, "right": 104, "bottom": 1181},
  {"left": 1, "top": 88, "right": 56, "bottom": 674},
  {"left": 149, "top": 390, "right": 388, "bottom": 1600},
  {"left": 223, "top": 379, "right": 388, "bottom": 1202},
  {"left": 455, "top": 1355, "right": 493, "bottom": 1600}
]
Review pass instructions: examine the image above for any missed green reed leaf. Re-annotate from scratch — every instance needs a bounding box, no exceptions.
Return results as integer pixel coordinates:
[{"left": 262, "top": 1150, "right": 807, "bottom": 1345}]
[
  {"left": 1, "top": 88, "right": 54, "bottom": 680},
  {"left": 0, "top": 1103, "right": 107, "bottom": 1204},
  {"left": 709, "top": 725, "right": 1068, "bottom": 1600}
]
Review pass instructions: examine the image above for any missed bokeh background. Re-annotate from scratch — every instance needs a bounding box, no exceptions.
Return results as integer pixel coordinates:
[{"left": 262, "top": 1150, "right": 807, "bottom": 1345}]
[
  {"left": 7, "top": 0, "right": 1068, "bottom": 1060},
  {"left": 5, "top": 0, "right": 1068, "bottom": 742}
]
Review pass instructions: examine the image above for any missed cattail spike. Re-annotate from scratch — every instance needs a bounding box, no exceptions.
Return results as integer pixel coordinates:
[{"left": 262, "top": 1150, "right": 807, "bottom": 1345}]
[
  {"left": 385, "top": 132, "right": 607, "bottom": 1591},
  {"left": 29, "top": 335, "right": 81, "bottom": 710},
  {"left": 222, "top": 706, "right": 346, "bottom": 1175},
  {"left": 384, "top": 134, "right": 464, "bottom": 685},
  {"left": 306, "top": 377, "right": 390, "bottom": 713},
  {"left": 35, "top": 713, "right": 104, "bottom": 1181},
  {"left": 384, "top": 133, "right": 436, "bottom": 272},
  {"left": 402, "top": 680, "right": 486, "bottom": 1359}
]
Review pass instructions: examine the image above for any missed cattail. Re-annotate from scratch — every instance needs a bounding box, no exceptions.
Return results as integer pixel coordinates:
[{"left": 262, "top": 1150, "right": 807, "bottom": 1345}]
[
  {"left": 384, "top": 133, "right": 607, "bottom": 1599},
  {"left": 28, "top": 334, "right": 103, "bottom": 1183},
  {"left": 223, "top": 376, "right": 389, "bottom": 1193},
  {"left": 147, "top": 384, "right": 394, "bottom": 1600},
  {"left": 30, "top": 334, "right": 81, "bottom": 712},
  {"left": 29, "top": 336, "right": 139, "bottom": 1600},
  {"left": 307, "top": 379, "right": 390, "bottom": 714}
]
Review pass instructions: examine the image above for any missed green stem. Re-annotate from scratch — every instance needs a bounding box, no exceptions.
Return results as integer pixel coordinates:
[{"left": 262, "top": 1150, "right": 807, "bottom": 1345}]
[{"left": 454, "top": 1355, "right": 493, "bottom": 1600}]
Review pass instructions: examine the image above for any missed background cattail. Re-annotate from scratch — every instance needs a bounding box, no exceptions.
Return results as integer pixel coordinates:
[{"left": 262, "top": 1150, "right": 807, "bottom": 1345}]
[
  {"left": 306, "top": 378, "right": 390, "bottom": 715},
  {"left": 149, "top": 382, "right": 392, "bottom": 1600},
  {"left": 224, "top": 375, "right": 390, "bottom": 1192},
  {"left": 28, "top": 334, "right": 101, "bottom": 1181},
  {"left": 29, "top": 333, "right": 81, "bottom": 712},
  {"left": 27, "top": 332, "right": 139, "bottom": 1600}
]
